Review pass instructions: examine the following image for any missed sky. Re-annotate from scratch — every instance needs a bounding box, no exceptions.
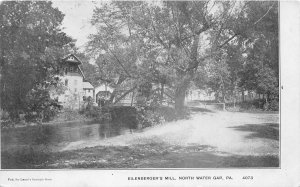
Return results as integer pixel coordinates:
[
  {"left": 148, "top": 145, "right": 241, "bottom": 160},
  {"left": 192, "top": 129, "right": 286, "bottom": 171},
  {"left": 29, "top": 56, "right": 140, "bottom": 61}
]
[
  {"left": 51, "top": 0, "right": 162, "bottom": 51},
  {"left": 52, "top": 1, "right": 102, "bottom": 51}
]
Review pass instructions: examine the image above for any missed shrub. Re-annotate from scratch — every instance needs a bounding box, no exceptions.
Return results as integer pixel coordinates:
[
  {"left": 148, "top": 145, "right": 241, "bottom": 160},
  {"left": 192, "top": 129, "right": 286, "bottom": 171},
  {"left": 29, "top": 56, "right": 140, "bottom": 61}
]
[
  {"left": 137, "top": 107, "right": 165, "bottom": 128},
  {"left": 136, "top": 105, "right": 168, "bottom": 128},
  {"left": 60, "top": 109, "right": 84, "bottom": 121},
  {"left": 81, "top": 106, "right": 102, "bottom": 118},
  {"left": 156, "top": 106, "right": 177, "bottom": 122},
  {"left": 0, "top": 110, "right": 10, "bottom": 121},
  {"left": 226, "top": 98, "right": 279, "bottom": 112},
  {"left": 110, "top": 106, "right": 138, "bottom": 129},
  {"left": 267, "top": 99, "right": 279, "bottom": 111},
  {"left": 24, "top": 86, "right": 62, "bottom": 122}
]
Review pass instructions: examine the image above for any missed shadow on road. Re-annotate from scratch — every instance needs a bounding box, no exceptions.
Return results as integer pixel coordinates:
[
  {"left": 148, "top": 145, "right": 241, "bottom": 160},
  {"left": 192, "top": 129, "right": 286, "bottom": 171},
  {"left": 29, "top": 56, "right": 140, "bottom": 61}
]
[{"left": 228, "top": 123, "right": 279, "bottom": 141}]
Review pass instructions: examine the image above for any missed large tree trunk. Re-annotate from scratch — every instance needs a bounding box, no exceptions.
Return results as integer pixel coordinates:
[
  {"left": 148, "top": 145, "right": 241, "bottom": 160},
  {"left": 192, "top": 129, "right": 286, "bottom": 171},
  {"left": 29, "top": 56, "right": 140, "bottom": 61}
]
[
  {"left": 174, "top": 75, "right": 191, "bottom": 116},
  {"left": 175, "top": 88, "right": 187, "bottom": 116},
  {"left": 173, "top": 28, "right": 202, "bottom": 116},
  {"left": 173, "top": 32, "right": 200, "bottom": 113},
  {"left": 242, "top": 91, "right": 245, "bottom": 102},
  {"left": 267, "top": 92, "right": 270, "bottom": 102},
  {"left": 175, "top": 87, "right": 185, "bottom": 106}
]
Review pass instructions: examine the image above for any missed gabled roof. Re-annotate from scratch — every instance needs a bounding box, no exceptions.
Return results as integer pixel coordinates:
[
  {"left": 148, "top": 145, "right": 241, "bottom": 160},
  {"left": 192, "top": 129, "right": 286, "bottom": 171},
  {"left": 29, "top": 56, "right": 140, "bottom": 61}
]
[
  {"left": 62, "top": 54, "right": 86, "bottom": 79},
  {"left": 83, "top": 81, "right": 94, "bottom": 89},
  {"left": 62, "top": 54, "right": 82, "bottom": 65},
  {"left": 78, "top": 66, "right": 85, "bottom": 79}
]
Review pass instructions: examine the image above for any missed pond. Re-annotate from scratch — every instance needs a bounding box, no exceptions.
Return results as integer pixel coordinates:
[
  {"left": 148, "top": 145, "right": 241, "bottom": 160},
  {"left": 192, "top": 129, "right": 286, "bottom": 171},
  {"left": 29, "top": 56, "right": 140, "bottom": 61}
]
[{"left": 1, "top": 121, "right": 132, "bottom": 154}]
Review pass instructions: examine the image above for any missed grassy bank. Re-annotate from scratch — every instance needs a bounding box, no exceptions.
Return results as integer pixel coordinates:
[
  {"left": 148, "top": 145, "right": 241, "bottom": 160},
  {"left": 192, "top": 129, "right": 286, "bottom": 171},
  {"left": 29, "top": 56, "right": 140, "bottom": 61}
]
[{"left": 1, "top": 143, "right": 279, "bottom": 169}]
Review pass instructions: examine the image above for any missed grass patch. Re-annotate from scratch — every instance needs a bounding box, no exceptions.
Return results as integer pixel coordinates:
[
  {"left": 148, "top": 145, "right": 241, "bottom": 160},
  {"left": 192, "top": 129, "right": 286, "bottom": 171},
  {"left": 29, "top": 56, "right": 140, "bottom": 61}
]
[{"left": 1, "top": 143, "right": 278, "bottom": 169}]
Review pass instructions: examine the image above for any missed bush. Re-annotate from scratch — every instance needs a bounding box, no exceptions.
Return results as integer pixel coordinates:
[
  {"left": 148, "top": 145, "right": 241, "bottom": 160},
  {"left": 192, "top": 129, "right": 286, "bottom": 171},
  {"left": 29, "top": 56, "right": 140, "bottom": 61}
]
[
  {"left": 56, "top": 109, "right": 85, "bottom": 121},
  {"left": 107, "top": 105, "right": 164, "bottom": 129},
  {"left": 136, "top": 105, "right": 168, "bottom": 128},
  {"left": 156, "top": 106, "right": 178, "bottom": 122},
  {"left": 80, "top": 106, "right": 101, "bottom": 118},
  {"left": 79, "top": 103, "right": 112, "bottom": 122},
  {"left": 251, "top": 99, "right": 265, "bottom": 109},
  {"left": 110, "top": 106, "right": 138, "bottom": 129},
  {"left": 0, "top": 110, "right": 10, "bottom": 121},
  {"left": 225, "top": 98, "right": 279, "bottom": 112},
  {"left": 266, "top": 99, "right": 279, "bottom": 111},
  {"left": 24, "top": 87, "right": 62, "bottom": 122},
  {"left": 137, "top": 107, "right": 165, "bottom": 128}
]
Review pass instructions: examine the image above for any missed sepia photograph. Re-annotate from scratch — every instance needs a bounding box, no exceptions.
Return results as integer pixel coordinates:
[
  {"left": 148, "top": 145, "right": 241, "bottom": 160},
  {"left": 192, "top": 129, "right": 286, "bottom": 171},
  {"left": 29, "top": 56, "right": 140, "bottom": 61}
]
[{"left": 0, "top": 0, "right": 280, "bottom": 171}]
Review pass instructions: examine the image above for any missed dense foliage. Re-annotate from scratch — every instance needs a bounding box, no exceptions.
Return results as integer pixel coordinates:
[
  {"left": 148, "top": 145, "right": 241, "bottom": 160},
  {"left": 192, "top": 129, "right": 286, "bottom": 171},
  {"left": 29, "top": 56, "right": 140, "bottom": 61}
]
[{"left": 0, "top": 1, "right": 73, "bottom": 121}]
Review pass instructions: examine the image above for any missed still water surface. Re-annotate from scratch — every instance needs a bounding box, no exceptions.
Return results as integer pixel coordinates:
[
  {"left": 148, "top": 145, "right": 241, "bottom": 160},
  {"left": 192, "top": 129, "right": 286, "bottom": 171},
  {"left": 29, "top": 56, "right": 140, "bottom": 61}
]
[{"left": 1, "top": 121, "right": 131, "bottom": 152}]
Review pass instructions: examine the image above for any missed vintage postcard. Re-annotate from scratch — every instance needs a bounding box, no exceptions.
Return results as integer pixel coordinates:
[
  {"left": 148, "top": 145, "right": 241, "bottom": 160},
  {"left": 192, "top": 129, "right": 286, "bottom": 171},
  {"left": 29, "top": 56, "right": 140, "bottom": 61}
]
[{"left": 0, "top": 0, "right": 299, "bottom": 186}]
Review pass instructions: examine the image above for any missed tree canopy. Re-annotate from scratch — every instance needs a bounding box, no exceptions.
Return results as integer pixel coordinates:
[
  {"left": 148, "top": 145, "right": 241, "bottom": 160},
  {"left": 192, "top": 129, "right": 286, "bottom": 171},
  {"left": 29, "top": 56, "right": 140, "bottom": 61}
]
[
  {"left": 0, "top": 1, "right": 73, "bottom": 120},
  {"left": 86, "top": 1, "right": 278, "bottom": 112}
]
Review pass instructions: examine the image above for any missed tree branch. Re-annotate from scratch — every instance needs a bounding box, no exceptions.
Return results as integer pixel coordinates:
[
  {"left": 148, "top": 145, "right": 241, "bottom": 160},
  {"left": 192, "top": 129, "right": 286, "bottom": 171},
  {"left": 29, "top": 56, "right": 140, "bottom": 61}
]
[
  {"left": 253, "top": 3, "right": 275, "bottom": 25},
  {"left": 217, "top": 33, "right": 239, "bottom": 49},
  {"left": 95, "top": 76, "right": 113, "bottom": 83},
  {"left": 107, "top": 48, "right": 136, "bottom": 79},
  {"left": 217, "top": 2, "right": 275, "bottom": 49},
  {"left": 113, "top": 85, "right": 137, "bottom": 104},
  {"left": 108, "top": 76, "right": 126, "bottom": 103}
]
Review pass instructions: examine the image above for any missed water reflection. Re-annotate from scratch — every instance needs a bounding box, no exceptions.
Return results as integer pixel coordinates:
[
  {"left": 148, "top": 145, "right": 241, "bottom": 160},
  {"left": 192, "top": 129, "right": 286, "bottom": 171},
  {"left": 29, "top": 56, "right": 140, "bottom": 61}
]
[{"left": 1, "top": 121, "right": 130, "bottom": 153}]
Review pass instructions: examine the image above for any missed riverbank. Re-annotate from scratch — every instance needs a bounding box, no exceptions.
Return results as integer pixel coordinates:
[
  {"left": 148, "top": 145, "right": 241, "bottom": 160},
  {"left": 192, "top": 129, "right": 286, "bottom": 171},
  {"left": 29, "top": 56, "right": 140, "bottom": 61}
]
[{"left": 1, "top": 109, "right": 95, "bottom": 129}]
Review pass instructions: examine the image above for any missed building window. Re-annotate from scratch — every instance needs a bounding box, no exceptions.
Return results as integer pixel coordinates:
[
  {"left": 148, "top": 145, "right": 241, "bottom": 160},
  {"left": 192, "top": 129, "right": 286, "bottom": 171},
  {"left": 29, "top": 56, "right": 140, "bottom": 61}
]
[
  {"left": 75, "top": 88, "right": 77, "bottom": 92},
  {"left": 65, "top": 79, "right": 68, "bottom": 86},
  {"left": 88, "top": 90, "right": 90, "bottom": 93},
  {"left": 70, "top": 67, "right": 73, "bottom": 72}
]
